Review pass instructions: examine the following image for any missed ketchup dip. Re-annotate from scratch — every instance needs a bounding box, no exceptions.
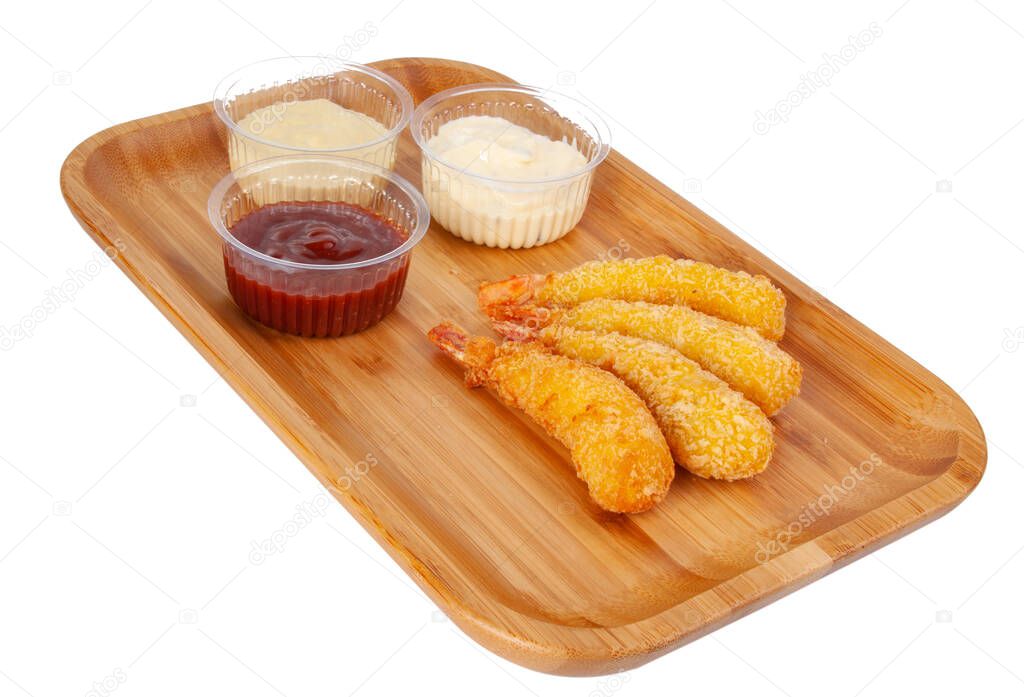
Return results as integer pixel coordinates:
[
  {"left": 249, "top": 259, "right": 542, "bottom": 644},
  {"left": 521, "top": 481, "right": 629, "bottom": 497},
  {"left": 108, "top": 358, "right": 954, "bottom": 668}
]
[{"left": 208, "top": 156, "right": 429, "bottom": 338}]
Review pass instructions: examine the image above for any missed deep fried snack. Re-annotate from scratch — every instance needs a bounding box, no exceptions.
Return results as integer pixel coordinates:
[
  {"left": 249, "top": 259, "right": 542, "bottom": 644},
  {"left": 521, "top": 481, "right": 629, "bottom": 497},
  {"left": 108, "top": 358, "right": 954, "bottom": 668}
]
[
  {"left": 478, "top": 255, "right": 787, "bottom": 340},
  {"left": 490, "top": 299, "right": 801, "bottom": 416},
  {"left": 495, "top": 322, "right": 773, "bottom": 480},
  {"left": 427, "top": 321, "right": 674, "bottom": 514}
]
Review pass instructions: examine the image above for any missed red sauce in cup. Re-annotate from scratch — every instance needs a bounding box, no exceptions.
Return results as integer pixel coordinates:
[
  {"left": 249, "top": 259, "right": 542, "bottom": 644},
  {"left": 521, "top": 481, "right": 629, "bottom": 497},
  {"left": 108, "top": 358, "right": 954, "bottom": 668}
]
[{"left": 223, "top": 201, "right": 411, "bottom": 337}]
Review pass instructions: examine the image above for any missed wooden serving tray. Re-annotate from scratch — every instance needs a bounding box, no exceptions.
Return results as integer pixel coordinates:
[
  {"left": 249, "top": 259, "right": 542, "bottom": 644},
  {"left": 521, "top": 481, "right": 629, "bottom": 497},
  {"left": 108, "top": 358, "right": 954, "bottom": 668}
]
[{"left": 61, "top": 57, "right": 986, "bottom": 675}]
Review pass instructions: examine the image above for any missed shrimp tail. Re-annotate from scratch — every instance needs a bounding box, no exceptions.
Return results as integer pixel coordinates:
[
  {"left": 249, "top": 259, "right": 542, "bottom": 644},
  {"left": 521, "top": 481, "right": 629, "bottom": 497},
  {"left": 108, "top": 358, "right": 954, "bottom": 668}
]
[
  {"left": 426, "top": 321, "right": 495, "bottom": 387},
  {"left": 427, "top": 321, "right": 469, "bottom": 362},
  {"left": 490, "top": 320, "right": 538, "bottom": 342},
  {"left": 477, "top": 274, "right": 545, "bottom": 312},
  {"left": 482, "top": 301, "right": 558, "bottom": 329}
]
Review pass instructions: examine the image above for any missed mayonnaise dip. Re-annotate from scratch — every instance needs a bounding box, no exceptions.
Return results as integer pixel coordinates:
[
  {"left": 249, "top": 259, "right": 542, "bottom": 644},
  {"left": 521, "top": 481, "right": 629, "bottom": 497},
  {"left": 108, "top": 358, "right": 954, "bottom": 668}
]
[{"left": 423, "top": 115, "right": 592, "bottom": 249}]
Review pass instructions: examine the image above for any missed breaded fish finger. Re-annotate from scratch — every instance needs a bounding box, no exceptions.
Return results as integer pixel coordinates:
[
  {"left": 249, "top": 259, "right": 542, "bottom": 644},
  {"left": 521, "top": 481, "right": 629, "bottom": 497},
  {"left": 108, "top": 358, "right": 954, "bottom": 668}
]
[
  {"left": 478, "top": 255, "right": 787, "bottom": 340},
  {"left": 495, "top": 322, "right": 773, "bottom": 480},
  {"left": 491, "top": 299, "right": 801, "bottom": 416},
  {"left": 427, "top": 322, "right": 674, "bottom": 514}
]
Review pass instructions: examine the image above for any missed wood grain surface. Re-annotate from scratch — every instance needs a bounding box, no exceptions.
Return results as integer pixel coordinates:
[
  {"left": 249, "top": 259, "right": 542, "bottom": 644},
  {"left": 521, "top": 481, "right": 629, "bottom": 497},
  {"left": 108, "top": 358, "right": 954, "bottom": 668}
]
[{"left": 60, "top": 57, "right": 986, "bottom": 675}]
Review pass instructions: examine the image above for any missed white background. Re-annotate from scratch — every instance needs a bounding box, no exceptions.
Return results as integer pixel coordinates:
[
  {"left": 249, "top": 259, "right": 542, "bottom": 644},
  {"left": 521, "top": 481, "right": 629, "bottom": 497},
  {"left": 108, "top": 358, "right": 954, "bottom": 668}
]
[{"left": 1, "top": 1, "right": 1022, "bottom": 695}]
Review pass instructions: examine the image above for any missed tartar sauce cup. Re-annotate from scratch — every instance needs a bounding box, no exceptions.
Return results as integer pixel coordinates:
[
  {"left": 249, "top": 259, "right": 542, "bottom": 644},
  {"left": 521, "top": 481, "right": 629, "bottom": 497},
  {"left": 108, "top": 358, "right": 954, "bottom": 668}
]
[
  {"left": 214, "top": 56, "right": 413, "bottom": 172},
  {"left": 411, "top": 83, "right": 611, "bottom": 250},
  {"left": 208, "top": 155, "right": 429, "bottom": 337}
]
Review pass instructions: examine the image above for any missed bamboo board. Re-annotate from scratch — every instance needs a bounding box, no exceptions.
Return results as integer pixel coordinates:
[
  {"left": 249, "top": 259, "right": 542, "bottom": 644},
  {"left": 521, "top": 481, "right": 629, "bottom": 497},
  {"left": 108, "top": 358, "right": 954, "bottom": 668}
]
[{"left": 60, "top": 57, "right": 986, "bottom": 675}]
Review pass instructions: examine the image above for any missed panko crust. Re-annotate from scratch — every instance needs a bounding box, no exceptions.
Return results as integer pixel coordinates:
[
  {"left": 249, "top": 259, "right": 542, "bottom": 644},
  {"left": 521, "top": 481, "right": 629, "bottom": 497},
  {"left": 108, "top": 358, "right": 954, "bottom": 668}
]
[
  {"left": 538, "top": 326, "right": 774, "bottom": 480},
  {"left": 428, "top": 323, "right": 674, "bottom": 514},
  {"left": 486, "top": 342, "right": 674, "bottom": 513},
  {"left": 557, "top": 299, "right": 802, "bottom": 416},
  {"left": 535, "top": 256, "right": 787, "bottom": 340}
]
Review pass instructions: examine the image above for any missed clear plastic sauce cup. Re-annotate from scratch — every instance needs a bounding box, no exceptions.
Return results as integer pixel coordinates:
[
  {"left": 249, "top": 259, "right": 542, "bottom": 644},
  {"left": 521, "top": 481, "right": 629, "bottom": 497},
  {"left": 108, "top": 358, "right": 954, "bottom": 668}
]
[
  {"left": 208, "top": 156, "right": 429, "bottom": 337},
  {"left": 214, "top": 56, "right": 413, "bottom": 172},
  {"left": 411, "top": 83, "right": 611, "bottom": 250}
]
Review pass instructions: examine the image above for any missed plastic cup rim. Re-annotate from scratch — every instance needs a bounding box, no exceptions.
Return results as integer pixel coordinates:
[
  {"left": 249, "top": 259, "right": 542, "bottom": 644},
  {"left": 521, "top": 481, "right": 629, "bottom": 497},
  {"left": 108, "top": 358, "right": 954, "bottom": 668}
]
[
  {"left": 212, "top": 56, "right": 414, "bottom": 154},
  {"left": 207, "top": 154, "right": 430, "bottom": 272},
  {"left": 410, "top": 82, "right": 612, "bottom": 186}
]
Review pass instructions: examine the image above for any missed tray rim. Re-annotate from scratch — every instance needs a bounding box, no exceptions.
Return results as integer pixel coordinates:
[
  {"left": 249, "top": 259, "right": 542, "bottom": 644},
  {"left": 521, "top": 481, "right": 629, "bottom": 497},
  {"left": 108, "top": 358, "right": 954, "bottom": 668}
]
[{"left": 59, "top": 56, "right": 987, "bottom": 676}]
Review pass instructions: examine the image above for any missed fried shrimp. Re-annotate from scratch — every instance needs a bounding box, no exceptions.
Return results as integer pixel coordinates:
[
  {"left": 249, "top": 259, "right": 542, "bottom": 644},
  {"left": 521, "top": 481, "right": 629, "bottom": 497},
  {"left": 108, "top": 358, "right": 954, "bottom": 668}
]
[
  {"left": 478, "top": 255, "right": 787, "bottom": 340},
  {"left": 427, "top": 321, "right": 674, "bottom": 514},
  {"left": 495, "top": 322, "right": 774, "bottom": 480},
  {"left": 489, "top": 299, "right": 802, "bottom": 416}
]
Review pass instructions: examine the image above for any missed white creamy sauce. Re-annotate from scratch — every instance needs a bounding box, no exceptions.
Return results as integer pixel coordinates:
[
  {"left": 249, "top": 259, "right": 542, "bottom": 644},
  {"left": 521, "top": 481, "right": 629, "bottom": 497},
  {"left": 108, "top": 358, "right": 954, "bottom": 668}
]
[
  {"left": 423, "top": 115, "right": 592, "bottom": 249},
  {"left": 238, "top": 98, "right": 388, "bottom": 149},
  {"left": 427, "top": 115, "right": 585, "bottom": 180}
]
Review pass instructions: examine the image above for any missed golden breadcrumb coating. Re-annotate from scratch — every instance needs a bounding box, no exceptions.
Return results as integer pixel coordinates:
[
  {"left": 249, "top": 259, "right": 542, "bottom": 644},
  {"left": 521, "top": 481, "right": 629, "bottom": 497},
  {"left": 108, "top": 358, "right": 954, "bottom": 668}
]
[
  {"left": 490, "top": 299, "right": 801, "bottom": 416},
  {"left": 557, "top": 299, "right": 802, "bottom": 416},
  {"left": 523, "top": 325, "right": 773, "bottom": 480},
  {"left": 478, "top": 255, "right": 787, "bottom": 340},
  {"left": 427, "top": 322, "right": 674, "bottom": 514}
]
